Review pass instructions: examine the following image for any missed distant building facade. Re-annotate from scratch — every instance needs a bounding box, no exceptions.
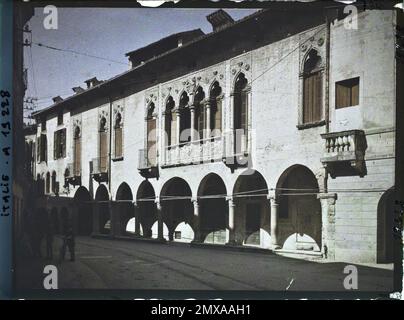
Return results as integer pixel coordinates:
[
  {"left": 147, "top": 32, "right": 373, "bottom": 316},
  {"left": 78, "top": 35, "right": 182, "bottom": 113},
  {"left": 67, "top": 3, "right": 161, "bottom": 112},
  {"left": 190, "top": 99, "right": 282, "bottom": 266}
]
[{"left": 30, "top": 7, "right": 403, "bottom": 263}]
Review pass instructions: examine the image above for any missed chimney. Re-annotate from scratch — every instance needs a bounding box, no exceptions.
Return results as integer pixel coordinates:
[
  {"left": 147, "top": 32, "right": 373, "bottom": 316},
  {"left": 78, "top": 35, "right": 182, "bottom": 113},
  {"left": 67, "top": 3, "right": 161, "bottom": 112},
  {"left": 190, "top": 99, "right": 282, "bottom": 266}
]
[
  {"left": 72, "top": 86, "right": 85, "bottom": 94},
  {"left": 206, "top": 9, "right": 235, "bottom": 32},
  {"left": 84, "top": 77, "right": 103, "bottom": 89},
  {"left": 52, "top": 96, "right": 63, "bottom": 103}
]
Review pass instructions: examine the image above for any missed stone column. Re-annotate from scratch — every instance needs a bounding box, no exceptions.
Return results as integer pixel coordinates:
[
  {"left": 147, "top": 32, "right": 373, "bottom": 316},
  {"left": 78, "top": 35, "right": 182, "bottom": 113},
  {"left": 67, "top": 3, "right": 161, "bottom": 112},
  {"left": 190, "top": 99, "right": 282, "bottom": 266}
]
[
  {"left": 156, "top": 200, "right": 165, "bottom": 241},
  {"left": 161, "top": 112, "right": 166, "bottom": 164},
  {"left": 192, "top": 198, "right": 201, "bottom": 242},
  {"left": 268, "top": 193, "right": 280, "bottom": 249},
  {"left": 205, "top": 101, "right": 211, "bottom": 139},
  {"left": 190, "top": 105, "right": 196, "bottom": 142},
  {"left": 317, "top": 193, "right": 337, "bottom": 260},
  {"left": 175, "top": 109, "right": 181, "bottom": 145},
  {"left": 226, "top": 196, "right": 236, "bottom": 245},
  {"left": 134, "top": 201, "right": 141, "bottom": 237},
  {"left": 175, "top": 109, "right": 181, "bottom": 160}
]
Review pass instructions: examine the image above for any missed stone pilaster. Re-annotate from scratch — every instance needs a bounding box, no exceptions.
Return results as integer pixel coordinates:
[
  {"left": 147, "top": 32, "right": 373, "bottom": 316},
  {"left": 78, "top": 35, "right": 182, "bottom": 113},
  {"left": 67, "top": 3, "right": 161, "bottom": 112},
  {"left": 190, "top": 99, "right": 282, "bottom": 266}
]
[{"left": 317, "top": 193, "right": 337, "bottom": 260}]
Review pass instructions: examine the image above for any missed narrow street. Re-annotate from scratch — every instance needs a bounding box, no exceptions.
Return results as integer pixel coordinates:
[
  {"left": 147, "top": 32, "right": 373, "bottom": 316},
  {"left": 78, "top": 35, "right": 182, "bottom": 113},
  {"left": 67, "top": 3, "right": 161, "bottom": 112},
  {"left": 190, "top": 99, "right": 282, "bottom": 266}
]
[{"left": 15, "top": 236, "right": 394, "bottom": 294}]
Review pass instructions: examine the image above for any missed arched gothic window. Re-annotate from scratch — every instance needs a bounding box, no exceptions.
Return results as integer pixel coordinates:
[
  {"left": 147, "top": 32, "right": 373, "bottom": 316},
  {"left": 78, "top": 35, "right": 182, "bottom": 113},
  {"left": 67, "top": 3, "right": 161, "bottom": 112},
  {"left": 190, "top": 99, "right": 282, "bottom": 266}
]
[
  {"left": 114, "top": 112, "right": 123, "bottom": 159},
  {"left": 165, "top": 96, "right": 176, "bottom": 147},
  {"left": 45, "top": 171, "right": 50, "bottom": 194},
  {"left": 210, "top": 81, "right": 222, "bottom": 136},
  {"left": 233, "top": 73, "right": 248, "bottom": 154},
  {"left": 302, "top": 49, "right": 323, "bottom": 124},
  {"left": 51, "top": 171, "right": 57, "bottom": 194},
  {"left": 146, "top": 103, "right": 156, "bottom": 166},
  {"left": 99, "top": 117, "right": 108, "bottom": 172},
  {"left": 73, "top": 126, "right": 81, "bottom": 176},
  {"left": 194, "top": 86, "right": 205, "bottom": 142},
  {"left": 179, "top": 92, "right": 191, "bottom": 145}
]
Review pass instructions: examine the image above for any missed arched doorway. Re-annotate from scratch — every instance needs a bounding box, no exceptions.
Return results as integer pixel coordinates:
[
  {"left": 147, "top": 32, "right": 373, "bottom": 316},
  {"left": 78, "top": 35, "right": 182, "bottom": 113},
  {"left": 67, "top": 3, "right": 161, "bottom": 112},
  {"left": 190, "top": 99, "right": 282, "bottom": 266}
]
[
  {"left": 136, "top": 180, "right": 157, "bottom": 238},
  {"left": 198, "top": 173, "right": 228, "bottom": 244},
  {"left": 74, "top": 186, "right": 93, "bottom": 236},
  {"left": 233, "top": 170, "right": 270, "bottom": 247},
  {"left": 276, "top": 165, "right": 322, "bottom": 251},
  {"left": 115, "top": 182, "right": 134, "bottom": 236},
  {"left": 377, "top": 188, "right": 395, "bottom": 263},
  {"left": 160, "top": 177, "right": 193, "bottom": 242},
  {"left": 95, "top": 184, "right": 110, "bottom": 235}
]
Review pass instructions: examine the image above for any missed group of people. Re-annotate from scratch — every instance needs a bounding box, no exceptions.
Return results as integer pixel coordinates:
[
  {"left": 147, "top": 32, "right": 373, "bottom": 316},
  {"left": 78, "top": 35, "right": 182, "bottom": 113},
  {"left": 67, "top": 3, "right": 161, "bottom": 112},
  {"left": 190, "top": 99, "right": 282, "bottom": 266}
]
[{"left": 23, "top": 211, "right": 76, "bottom": 263}]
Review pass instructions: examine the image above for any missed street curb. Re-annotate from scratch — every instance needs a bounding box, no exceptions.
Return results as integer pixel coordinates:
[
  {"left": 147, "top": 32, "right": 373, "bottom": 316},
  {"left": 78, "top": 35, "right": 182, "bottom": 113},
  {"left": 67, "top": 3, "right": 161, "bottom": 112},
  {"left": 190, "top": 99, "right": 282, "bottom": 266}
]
[{"left": 91, "top": 234, "right": 167, "bottom": 245}]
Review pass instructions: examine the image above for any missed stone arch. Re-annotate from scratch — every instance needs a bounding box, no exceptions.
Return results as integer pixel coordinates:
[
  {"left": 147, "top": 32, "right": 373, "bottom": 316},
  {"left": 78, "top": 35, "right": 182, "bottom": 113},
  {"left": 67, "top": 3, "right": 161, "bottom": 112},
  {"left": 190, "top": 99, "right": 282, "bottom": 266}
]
[
  {"left": 74, "top": 186, "right": 93, "bottom": 236},
  {"left": 95, "top": 184, "right": 110, "bottom": 235},
  {"left": 136, "top": 180, "right": 157, "bottom": 238},
  {"left": 198, "top": 173, "right": 228, "bottom": 244},
  {"left": 276, "top": 164, "right": 322, "bottom": 251},
  {"left": 115, "top": 182, "right": 134, "bottom": 236},
  {"left": 233, "top": 169, "right": 270, "bottom": 247},
  {"left": 377, "top": 187, "right": 395, "bottom": 263},
  {"left": 160, "top": 177, "right": 193, "bottom": 242}
]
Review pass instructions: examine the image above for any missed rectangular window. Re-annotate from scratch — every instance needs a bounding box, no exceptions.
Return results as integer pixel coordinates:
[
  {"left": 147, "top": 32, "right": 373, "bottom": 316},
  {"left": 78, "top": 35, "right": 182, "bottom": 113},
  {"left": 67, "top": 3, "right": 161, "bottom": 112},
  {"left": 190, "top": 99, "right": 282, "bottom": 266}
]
[
  {"left": 57, "top": 111, "right": 63, "bottom": 125},
  {"left": 38, "top": 133, "right": 47, "bottom": 163},
  {"left": 303, "top": 71, "right": 323, "bottom": 124},
  {"left": 54, "top": 128, "right": 66, "bottom": 159},
  {"left": 335, "top": 77, "right": 360, "bottom": 109}
]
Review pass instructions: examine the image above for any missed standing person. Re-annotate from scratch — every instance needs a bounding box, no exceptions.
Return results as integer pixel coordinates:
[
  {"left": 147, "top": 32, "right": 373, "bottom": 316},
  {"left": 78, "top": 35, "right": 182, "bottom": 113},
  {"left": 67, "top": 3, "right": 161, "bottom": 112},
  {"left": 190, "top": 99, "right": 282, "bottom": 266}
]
[{"left": 61, "top": 226, "right": 75, "bottom": 262}]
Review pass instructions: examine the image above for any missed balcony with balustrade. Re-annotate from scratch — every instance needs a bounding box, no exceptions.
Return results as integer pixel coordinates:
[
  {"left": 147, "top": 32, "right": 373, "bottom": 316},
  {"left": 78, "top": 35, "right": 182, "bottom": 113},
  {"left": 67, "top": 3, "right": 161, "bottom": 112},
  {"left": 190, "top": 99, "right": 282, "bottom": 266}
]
[
  {"left": 161, "top": 135, "right": 223, "bottom": 168},
  {"left": 138, "top": 148, "right": 159, "bottom": 178},
  {"left": 222, "top": 130, "right": 250, "bottom": 172},
  {"left": 320, "top": 129, "right": 367, "bottom": 178},
  {"left": 91, "top": 156, "right": 108, "bottom": 183},
  {"left": 65, "top": 162, "right": 81, "bottom": 186}
]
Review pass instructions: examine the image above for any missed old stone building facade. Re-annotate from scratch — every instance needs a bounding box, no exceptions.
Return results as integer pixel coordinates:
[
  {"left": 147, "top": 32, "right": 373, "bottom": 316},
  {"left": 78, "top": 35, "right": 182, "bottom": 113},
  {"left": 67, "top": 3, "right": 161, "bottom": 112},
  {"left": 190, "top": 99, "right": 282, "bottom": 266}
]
[{"left": 30, "top": 7, "right": 403, "bottom": 264}]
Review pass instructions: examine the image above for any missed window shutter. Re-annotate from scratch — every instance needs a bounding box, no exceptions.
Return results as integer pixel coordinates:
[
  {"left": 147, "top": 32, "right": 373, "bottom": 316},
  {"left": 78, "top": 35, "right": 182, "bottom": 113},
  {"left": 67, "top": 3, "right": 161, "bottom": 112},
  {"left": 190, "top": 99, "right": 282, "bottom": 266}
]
[
  {"left": 62, "top": 129, "right": 66, "bottom": 158},
  {"left": 115, "top": 127, "right": 123, "bottom": 158},
  {"left": 147, "top": 119, "right": 156, "bottom": 166},
  {"left": 44, "top": 135, "right": 48, "bottom": 163},
  {"left": 214, "top": 99, "right": 222, "bottom": 133},
  {"left": 198, "top": 105, "right": 204, "bottom": 140},
  {"left": 74, "top": 137, "right": 81, "bottom": 175},
  {"left": 351, "top": 81, "right": 359, "bottom": 106},
  {"left": 241, "top": 91, "right": 248, "bottom": 132},
  {"left": 37, "top": 136, "right": 41, "bottom": 162},
  {"left": 99, "top": 131, "right": 108, "bottom": 172},
  {"left": 170, "top": 113, "right": 177, "bottom": 146},
  {"left": 54, "top": 131, "right": 57, "bottom": 159},
  {"left": 314, "top": 72, "right": 323, "bottom": 121}
]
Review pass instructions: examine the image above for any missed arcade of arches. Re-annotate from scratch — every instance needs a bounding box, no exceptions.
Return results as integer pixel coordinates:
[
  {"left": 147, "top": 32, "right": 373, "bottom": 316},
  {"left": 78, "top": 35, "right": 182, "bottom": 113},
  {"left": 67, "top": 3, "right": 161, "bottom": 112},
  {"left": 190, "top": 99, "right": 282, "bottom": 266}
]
[{"left": 39, "top": 167, "right": 394, "bottom": 259}]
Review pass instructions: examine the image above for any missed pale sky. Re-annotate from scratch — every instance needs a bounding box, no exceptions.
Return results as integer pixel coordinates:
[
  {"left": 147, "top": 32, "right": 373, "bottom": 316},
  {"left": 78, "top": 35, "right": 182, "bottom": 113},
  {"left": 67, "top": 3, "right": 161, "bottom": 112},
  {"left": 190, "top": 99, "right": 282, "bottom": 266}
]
[{"left": 24, "top": 7, "right": 259, "bottom": 121}]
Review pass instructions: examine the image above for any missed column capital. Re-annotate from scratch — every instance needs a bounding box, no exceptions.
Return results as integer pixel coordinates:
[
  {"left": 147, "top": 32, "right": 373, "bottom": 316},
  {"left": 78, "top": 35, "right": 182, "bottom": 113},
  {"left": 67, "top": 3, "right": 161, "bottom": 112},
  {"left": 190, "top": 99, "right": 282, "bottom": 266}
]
[
  {"left": 191, "top": 197, "right": 198, "bottom": 204},
  {"left": 317, "top": 192, "right": 338, "bottom": 205},
  {"left": 267, "top": 189, "right": 277, "bottom": 201},
  {"left": 317, "top": 192, "right": 337, "bottom": 200}
]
